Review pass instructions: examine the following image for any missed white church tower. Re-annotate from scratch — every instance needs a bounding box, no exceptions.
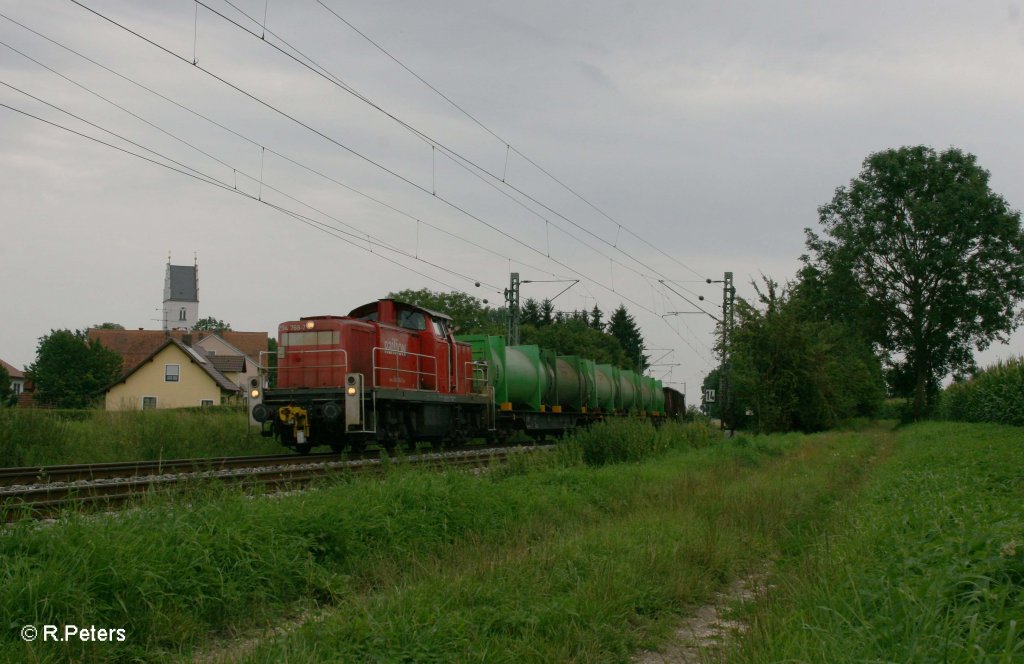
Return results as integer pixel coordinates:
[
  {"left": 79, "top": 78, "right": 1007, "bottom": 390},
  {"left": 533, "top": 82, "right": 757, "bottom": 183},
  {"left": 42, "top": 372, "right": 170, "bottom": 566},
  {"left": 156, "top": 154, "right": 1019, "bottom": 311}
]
[{"left": 162, "top": 255, "right": 199, "bottom": 331}]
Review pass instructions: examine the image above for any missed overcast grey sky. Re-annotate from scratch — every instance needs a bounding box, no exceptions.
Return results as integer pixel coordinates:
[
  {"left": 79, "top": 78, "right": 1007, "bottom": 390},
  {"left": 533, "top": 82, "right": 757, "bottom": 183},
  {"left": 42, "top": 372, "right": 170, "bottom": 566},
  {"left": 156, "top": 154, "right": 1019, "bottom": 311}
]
[{"left": 2, "top": 0, "right": 1023, "bottom": 396}]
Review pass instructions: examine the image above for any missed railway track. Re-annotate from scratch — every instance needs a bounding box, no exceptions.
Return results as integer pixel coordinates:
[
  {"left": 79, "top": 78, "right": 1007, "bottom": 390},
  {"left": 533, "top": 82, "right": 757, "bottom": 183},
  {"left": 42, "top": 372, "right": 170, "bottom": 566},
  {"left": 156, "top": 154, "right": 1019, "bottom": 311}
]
[
  {"left": 0, "top": 446, "right": 538, "bottom": 522},
  {"left": 0, "top": 452, "right": 342, "bottom": 488}
]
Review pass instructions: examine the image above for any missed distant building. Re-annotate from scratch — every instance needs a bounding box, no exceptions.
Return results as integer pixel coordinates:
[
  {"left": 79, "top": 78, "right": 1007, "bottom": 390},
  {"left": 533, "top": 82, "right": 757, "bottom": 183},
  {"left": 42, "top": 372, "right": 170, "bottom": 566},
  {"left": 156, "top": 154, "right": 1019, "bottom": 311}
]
[
  {"left": 88, "top": 329, "right": 268, "bottom": 410},
  {"left": 103, "top": 338, "right": 241, "bottom": 410},
  {"left": 163, "top": 258, "right": 199, "bottom": 331},
  {"left": 1, "top": 358, "right": 25, "bottom": 397}
]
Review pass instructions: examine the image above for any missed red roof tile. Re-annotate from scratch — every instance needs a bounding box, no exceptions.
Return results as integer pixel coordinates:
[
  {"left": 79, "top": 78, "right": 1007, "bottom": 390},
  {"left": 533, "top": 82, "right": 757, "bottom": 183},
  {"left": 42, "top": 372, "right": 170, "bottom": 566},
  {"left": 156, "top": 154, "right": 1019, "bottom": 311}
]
[
  {"left": 0, "top": 359, "right": 24, "bottom": 379},
  {"left": 88, "top": 329, "right": 269, "bottom": 376}
]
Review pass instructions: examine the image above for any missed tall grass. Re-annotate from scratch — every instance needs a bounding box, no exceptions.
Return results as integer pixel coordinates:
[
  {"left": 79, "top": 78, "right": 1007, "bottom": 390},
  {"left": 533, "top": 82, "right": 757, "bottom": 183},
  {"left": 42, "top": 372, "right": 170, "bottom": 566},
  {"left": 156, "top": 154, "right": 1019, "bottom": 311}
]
[
  {"left": 0, "top": 408, "right": 280, "bottom": 466},
  {"left": 0, "top": 422, "right": 881, "bottom": 663},
  {"left": 937, "top": 356, "right": 1024, "bottom": 425},
  {"left": 725, "top": 421, "right": 1024, "bottom": 662},
  {"left": 559, "top": 417, "right": 717, "bottom": 467}
]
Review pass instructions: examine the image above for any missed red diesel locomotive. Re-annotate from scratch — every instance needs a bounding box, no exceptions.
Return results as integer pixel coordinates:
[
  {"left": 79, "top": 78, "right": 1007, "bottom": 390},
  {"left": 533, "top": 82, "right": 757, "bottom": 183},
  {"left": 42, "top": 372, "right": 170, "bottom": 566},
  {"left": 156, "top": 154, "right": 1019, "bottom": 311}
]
[{"left": 251, "top": 299, "right": 492, "bottom": 453}]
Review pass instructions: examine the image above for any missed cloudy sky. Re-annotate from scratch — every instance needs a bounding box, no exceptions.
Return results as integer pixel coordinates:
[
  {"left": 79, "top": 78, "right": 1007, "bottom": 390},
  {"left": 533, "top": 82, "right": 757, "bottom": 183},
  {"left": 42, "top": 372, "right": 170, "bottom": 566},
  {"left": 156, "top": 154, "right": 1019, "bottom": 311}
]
[{"left": 2, "top": 0, "right": 1023, "bottom": 396}]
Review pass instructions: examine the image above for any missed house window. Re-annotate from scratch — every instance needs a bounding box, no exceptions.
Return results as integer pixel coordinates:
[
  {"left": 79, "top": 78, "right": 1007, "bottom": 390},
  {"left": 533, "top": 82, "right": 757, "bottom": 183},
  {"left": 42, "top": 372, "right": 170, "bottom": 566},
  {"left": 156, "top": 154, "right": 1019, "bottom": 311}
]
[
  {"left": 11, "top": 382, "right": 21, "bottom": 395},
  {"left": 179, "top": 307, "right": 187, "bottom": 321},
  {"left": 142, "top": 396, "right": 157, "bottom": 410},
  {"left": 165, "top": 364, "right": 180, "bottom": 382},
  {"left": 200, "top": 399, "right": 214, "bottom": 407}
]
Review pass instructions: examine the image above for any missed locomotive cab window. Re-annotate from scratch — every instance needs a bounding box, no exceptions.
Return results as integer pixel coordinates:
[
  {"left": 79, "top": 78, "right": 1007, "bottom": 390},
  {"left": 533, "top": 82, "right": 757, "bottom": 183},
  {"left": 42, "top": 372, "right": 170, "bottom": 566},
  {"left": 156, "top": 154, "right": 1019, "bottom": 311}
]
[
  {"left": 397, "top": 310, "right": 426, "bottom": 331},
  {"left": 432, "top": 320, "right": 448, "bottom": 338}
]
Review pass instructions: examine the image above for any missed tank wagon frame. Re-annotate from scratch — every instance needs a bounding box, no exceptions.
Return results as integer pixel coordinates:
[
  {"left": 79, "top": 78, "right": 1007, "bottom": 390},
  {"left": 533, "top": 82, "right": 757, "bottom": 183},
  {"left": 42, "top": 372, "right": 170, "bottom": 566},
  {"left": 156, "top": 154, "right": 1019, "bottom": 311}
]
[{"left": 250, "top": 299, "right": 675, "bottom": 453}]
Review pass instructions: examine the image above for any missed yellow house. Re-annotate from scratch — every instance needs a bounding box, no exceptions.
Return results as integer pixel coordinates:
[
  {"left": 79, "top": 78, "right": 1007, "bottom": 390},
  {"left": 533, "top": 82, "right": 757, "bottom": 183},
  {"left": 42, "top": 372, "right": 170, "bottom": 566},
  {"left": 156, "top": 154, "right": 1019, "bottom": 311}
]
[{"left": 104, "top": 338, "right": 241, "bottom": 410}]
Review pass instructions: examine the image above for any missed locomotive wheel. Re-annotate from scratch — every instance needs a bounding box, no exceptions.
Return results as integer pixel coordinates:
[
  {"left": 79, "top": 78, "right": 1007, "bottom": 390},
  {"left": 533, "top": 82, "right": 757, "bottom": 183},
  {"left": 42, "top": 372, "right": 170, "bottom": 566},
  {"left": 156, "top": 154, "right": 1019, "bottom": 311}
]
[
  {"left": 295, "top": 443, "right": 312, "bottom": 455},
  {"left": 329, "top": 442, "right": 344, "bottom": 453}
]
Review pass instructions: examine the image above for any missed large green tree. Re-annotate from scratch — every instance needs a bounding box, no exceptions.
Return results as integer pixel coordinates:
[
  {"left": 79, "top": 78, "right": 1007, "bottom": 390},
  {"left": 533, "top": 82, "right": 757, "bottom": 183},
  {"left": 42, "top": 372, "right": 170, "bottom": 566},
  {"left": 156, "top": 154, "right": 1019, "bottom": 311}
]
[
  {"left": 806, "top": 146, "right": 1024, "bottom": 418},
  {"left": 26, "top": 329, "right": 123, "bottom": 408},
  {"left": 388, "top": 288, "right": 504, "bottom": 335}
]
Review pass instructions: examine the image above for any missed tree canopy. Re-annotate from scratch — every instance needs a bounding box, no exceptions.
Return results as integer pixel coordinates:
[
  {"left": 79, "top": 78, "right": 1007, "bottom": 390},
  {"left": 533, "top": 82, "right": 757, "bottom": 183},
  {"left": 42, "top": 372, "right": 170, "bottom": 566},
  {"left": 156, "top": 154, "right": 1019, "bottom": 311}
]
[
  {"left": 805, "top": 146, "right": 1024, "bottom": 417},
  {"left": 26, "top": 329, "right": 123, "bottom": 408},
  {"left": 193, "top": 317, "right": 232, "bottom": 332},
  {"left": 607, "top": 305, "right": 646, "bottom": 371},
  {"left": 720, "top": 277, "right": 884, "bottom": 433},
  {"left": 387, "top": 288, "right": 642, "bottom": 369},
  {"left": 520, "top": 319, "right": 628, "bottom": 367},
  {"left": 388, "top": 288, "right": 504, "bottom": 335}
]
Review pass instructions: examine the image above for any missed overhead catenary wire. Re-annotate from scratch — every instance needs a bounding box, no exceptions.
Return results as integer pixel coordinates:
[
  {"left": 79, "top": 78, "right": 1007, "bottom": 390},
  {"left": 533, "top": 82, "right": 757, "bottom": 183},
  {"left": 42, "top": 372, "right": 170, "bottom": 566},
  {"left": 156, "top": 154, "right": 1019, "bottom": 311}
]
[
  {"left": 65, "top": 1, "right": 617, "bottom": 293},
  {"left": 9, "top": 4, "right": 714, "bottom": 361},
  {"left": 64, "top": 0, "right": 713, "bottom": 357},
  {"left": 60, "top": 4, "right": 668, "bottom": 303},
  {"left": 0, "top": 95, "right": 487, "bottom": 295},
  {"left": 166, "top": 0, "right": 711, "bottom": 300},
  {"left": 0, "top": 69, "right": 486, "bottom": 288},
  {"left": 0, "top": 10, "right": 572, "bottom": 283},
  {"left": 314, "top": 0, "right": 709, "bottom": 283}
]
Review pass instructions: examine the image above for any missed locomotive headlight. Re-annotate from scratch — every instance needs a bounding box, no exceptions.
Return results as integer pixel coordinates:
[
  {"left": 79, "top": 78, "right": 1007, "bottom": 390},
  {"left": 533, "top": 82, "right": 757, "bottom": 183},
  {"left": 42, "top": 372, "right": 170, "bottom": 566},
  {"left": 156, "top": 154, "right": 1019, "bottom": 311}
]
[
  {"left": 250, "top": 388, "right": 261, "bottom": 399},
  {"left": 305, "top": 321, "right": 315, "bottom": 329},
  {"left": 346, "top": 386, "right": 357, "bottom": 396}
]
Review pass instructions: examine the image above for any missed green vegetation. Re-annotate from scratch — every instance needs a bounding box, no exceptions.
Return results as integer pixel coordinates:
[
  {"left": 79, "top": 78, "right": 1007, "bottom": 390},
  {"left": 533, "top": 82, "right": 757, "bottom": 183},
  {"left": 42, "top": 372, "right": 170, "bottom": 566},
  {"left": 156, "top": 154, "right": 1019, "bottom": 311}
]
[
  {"left": 192, "top": 316, "right": 232, "bottom": 332},
  {"left": 25, "top": 329, "right": 123, "bottom": 408},
  {"left": 805, "top": 146, "right": 1024, "bottom": 418},
  {"left": 710, "top": 145, "right": 1024, "bottom": 429},
  {"left": 388, "top": 288, "right": 505, "bottom": 335},
  {"left": 725, "top": 422, "right": 1024, "bottom": 662},
  {"left": 0, "top": 362, "right": 14, "bottom": 408},
  {"left": 724, "top": 277, "right": 884, "bottom": 433},
  {"left": 937, "top": 356, "right": 1024, "bottom": 426},
  {"left": 389, "top": 287, "right": 645, "bottom": 370},
  {"left": 0, "top": 408, "right": 279, "bottom": 467},
  {"left": 1, "top": 420, "right": 881, "bottom": 663}
]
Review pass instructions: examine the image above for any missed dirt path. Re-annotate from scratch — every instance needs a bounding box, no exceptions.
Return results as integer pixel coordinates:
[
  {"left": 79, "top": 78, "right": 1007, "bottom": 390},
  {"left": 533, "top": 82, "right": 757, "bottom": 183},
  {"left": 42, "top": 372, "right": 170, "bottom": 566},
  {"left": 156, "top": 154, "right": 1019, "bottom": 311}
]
[{"left": 632, "top": 569, "right": 768, "bottom": 664}]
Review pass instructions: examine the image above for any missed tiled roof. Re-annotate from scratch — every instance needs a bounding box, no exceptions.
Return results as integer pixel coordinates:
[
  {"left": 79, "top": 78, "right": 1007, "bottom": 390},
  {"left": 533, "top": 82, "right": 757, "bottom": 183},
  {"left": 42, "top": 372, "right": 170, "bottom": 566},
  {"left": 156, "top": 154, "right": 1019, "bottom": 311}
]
[
  {"left": 88, "top": 329, "right": 269, "bottom": 375},
  {"left": 89, "top": 329, "right": 168, "bottom": 374},
  {"left": 208, "top": 355, "right": 246, "bottom": 374},
  {"left": 103, "top": 338, "right": 240, "bottom": 394},
  {"left": 0, "top": 359, "right": 24, "bottom": 379},
  {"left": 199, "top": 331, "right": 268, "bottom": 365}
]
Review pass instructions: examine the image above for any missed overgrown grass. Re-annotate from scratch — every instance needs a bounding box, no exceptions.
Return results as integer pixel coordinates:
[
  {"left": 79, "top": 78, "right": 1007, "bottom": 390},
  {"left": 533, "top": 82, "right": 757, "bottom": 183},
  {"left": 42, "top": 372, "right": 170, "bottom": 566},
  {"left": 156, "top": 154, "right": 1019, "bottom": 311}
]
[
  {"left": 0, "top": 408, "right": 280, "bottom": 466},
  {"left": 559, "top": 417, "right": 717, "bottom": 466},
  {"left": 0, "top": 421, "right": 883, "bottom": 663},
  {"left": 937, "top": 356, "right": 1024, "bottom": 426},
  {"left": 724, "top": 421, "right": 1024, "bottom": 662},
  {"left": 235, "top": 429, "right": 882, "bottom": 663}
]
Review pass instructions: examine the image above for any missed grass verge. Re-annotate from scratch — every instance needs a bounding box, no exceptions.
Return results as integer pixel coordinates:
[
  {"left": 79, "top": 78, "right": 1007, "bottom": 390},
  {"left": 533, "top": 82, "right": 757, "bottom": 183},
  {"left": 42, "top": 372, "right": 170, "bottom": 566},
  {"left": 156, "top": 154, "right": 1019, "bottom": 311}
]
[
  {"left": 0, "top": 408, "right": 280, "bottom": 466},
  {"left": 723, "top": 421, "right": 1024, "bottom": 662},
  {"left": 1, "top": 422, "right": 883, "bottom": 663}
]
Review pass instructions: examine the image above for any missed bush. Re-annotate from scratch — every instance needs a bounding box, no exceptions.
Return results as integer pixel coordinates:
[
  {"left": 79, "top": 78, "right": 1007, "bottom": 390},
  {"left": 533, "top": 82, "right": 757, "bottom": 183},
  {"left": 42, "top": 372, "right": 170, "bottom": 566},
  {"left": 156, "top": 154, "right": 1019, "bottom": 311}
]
[{"left": 563, "top": 418, "right": 715, "bottom": 467}]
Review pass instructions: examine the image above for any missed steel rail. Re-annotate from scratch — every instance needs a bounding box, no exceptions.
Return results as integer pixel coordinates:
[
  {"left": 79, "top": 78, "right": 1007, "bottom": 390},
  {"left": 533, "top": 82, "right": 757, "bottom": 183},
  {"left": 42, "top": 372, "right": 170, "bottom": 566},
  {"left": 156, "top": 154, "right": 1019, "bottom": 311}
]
[{"left": 0, "top": 446, "right": 541, "bottom": 522}]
